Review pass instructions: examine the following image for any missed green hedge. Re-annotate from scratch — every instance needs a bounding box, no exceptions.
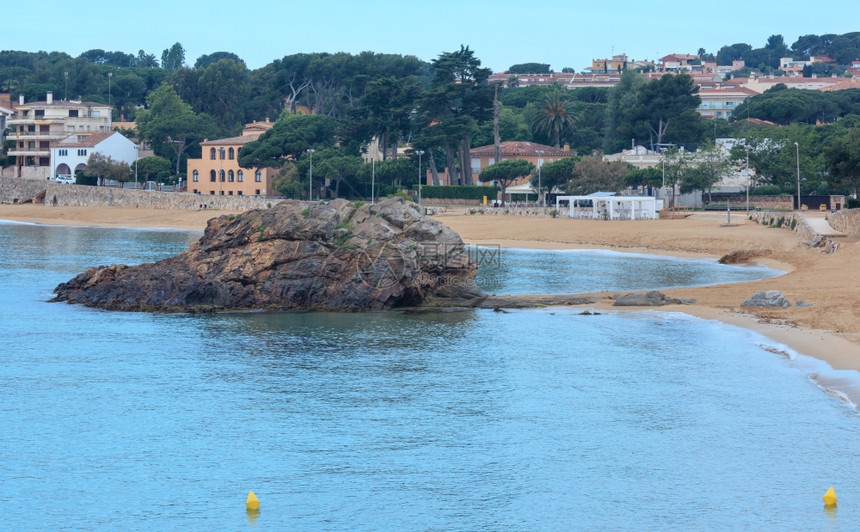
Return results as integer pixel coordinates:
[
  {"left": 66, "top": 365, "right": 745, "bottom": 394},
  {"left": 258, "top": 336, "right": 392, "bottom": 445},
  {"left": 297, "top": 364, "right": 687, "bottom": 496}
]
[{"left": 417, "top": 185, "right": 499, "bottom": 200}]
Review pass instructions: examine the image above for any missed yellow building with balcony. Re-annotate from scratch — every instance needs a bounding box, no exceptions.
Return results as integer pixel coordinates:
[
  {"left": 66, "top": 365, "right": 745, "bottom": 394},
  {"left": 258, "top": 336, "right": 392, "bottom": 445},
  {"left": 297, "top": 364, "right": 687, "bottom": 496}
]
[{"left": 7, "top": 91, "right": 112, "bottom": 180}]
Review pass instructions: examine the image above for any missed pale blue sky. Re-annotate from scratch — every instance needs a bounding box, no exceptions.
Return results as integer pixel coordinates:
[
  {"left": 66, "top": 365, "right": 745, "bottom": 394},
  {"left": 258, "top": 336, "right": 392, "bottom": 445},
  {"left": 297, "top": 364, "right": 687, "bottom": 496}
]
[{"left": 12, "top": 1, "right": 860, "bottom": 72}]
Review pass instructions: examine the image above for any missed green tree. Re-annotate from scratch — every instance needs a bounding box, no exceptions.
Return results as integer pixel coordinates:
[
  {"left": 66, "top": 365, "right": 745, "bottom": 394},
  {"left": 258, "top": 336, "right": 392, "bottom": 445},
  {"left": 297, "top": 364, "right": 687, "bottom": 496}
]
[
  {"left": 136, "top": 50, "right": 159, "bottom": 68},
  {"left": 133, "top": 156, "right": 171, "bottom": 182},
  {"left": 603, "top": 70, "right": 647, "bottom": 153},
  {"left": 660, "top": 148, "right": 695, "bottom": 206},
  {"left": 824, "top": 126, "right": 860, "bottom": 194},
  {"left": 194, "top": 59, "right": 251, "bottom": 131},
  {"left": 419, "top": 46, "right": 493, "bottom": 186},
  {"left": 508, "top": 63, "right": 551, "bottom": 74},
  {"left": 617, "top": 74, "right": 704, "bottom": 151},
  {"left": 682, "top": 145, "right": 731, "bottom": 201},
  {"left": 80, "top": 153, "right": 131, "bottom": 183},
  {"left": 354, "top": 76, "right": 423, "bottom": 160},
  {"left": 194, "top": 52, "right": 243, "bottom": 69},
  {"left": 237, "top": 111, "right": 338, "bottom": 169},
  {"left": 531, "top": 89, "right": 577, "bottom": 148},
  {"left": 309, "top": 149, "right": 363, "bottom": 198},
  {"left": 624, "top": 166, "right": 664, "bottom": 190},
  {"left": 271, "top": 162, "right": 306, "bottom": 199},
  {"left": 530, "top": 156, "right": 578, "bottom": 198},
  {"left": 479, "top": 159, "right": 534, "bottom": 203},
  {"left": 356, "top": 157, "right": 416, "bottom": 189},
  {"left": 568, "top": 156, "right": 631, "bottom": 195},
  {"left": 161, "top": 42, "right": 185, "bottom": 72},
  {"left": 135, "top": 83, "right": 220, "bottom": 175}
]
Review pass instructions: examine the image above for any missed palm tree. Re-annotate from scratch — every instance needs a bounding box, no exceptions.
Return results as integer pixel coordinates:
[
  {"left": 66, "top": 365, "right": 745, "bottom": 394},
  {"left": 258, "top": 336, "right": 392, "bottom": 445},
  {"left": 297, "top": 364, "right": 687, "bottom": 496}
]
[{"left": 532, "top": 89, "right": 577, "bottom": 148}]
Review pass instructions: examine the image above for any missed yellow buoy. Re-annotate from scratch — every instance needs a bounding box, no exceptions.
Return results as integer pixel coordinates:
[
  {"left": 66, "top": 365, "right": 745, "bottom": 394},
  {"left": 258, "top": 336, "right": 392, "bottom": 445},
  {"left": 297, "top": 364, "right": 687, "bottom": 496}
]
[
  {"left": 823, "top": 486, "right": 837, "bottom": 506},
  {"left": 246, "top": 490, "right": 260, "bottom": 510}
]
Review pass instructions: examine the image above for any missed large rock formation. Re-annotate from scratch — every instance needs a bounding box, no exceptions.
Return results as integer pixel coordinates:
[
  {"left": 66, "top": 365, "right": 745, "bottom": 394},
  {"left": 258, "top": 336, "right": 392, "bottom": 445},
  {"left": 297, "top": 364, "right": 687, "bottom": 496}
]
[{"left": 52, "top": 198, "right": 484, "bottom": 312}]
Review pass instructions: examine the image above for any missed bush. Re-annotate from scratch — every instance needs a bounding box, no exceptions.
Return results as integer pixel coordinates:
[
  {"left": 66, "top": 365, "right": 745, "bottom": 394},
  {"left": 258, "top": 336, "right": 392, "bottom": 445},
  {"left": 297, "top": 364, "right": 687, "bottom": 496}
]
[
  {"left": 847, "top": 198, "right": 860, "bottom": 209},
  {"left": 749, "top": 185, "right": 783, "bottom": 195},
  {"left": 418, "top": 185, "right": 499, "bottom": 201}
]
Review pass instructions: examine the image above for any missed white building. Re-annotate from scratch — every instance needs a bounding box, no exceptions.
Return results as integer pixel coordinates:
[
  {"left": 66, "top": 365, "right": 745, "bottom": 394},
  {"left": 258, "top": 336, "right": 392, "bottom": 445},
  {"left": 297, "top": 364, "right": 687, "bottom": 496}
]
[
  {"left": 51, "top": 131, "right": 138, "bottom": 180},
  {"left": 555, "top": 193, "right": 659, "bottom": 220},
  {"left": 7, "top": 92, "right": 112, "bottom": 180}
]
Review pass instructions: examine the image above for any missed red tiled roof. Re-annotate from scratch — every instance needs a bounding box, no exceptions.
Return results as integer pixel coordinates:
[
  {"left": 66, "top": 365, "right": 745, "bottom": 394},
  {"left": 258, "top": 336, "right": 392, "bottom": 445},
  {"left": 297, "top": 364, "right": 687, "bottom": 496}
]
[
  {"left": 60, "top": 131, "right": 119, "bottom": 147},
  {"left": 201, "top": 134, "right": 261, "bottom": 146},
  {"left": 470, "top": 141, "right": 573, "bottom": 157}
]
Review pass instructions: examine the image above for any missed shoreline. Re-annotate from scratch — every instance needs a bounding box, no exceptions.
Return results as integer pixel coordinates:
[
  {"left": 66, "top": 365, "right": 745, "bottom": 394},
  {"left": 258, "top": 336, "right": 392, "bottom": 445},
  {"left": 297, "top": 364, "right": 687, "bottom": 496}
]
[{"left": 3, "top": 203, "right": 860, "bottom": 388}]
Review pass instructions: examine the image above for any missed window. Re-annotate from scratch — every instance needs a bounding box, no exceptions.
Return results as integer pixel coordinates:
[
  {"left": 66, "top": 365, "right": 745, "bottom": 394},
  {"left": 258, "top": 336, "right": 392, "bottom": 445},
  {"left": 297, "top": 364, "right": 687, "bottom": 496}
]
[
  {"left": 210, "top": 170, "right": 216, "bottom": 182},
  {"left": 28, "top": 141, "right": 35, "bottom": 149},
  {"left": 35, "top": 110, "right": 44, "bottom": 117},
  {"left": 255, "top": 189, "right": 261, "bottom": 195},
  {"left": 27, "top": 125, "right": 36, "bottom": 132},
  {"left": 228, "top": 170, "right": 234, "bottom": 182},
  {"left": 237, "top": 170, "right": 244, "bottom": 182},
  {"left": 193, "top": 170, "right": 199, "bottom": 182},
  {"left": 255, "top": 170, "right": 262, "bottom": 182},
  {"left": 210, "top": 148, "right": 216, "bottom": 160},
  {"left": 68, "top": 110, "right": 78, "bottom": 118},
  {"left": 228, "top": 191, "right": 233, "bottom": 196},
  {"left": 219, "top": 170, "right": 225, "bottom": 182},
  {"left": 220, "top": 190, "right": 224, "bottom": 195},
  {"left": 237, "top": 191, "right": 243, "bottom": 196},
  {"left": 219, "top": 148, "right": 225, "bottom": 160},
  {"left": 77, "top": 149, "right": 87, "bottom": 156},
  {"left": 228, "top": 148, "right": 234, "bottom": 160},
  {"left": 210, "top": 191, "right": 215, "bottom": 195},
  {"left": 58, "top": 149, "right": 68, "bottom": 156}
]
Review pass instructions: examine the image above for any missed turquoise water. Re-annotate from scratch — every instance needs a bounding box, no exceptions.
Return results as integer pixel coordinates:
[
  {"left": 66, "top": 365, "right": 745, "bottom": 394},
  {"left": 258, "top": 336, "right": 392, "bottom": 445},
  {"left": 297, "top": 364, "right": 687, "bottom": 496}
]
[{"left": 1, "top": 223, "right": 859, "bottom": 531}]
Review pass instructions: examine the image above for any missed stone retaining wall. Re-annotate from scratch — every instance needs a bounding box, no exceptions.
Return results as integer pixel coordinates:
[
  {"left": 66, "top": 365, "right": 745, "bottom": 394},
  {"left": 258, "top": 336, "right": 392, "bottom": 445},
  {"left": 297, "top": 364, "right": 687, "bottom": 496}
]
[
  {"left": 1, "top": 177, "right": 281, "bottom": 211},
  {"left": 749, "top": 211, "right": 817, "bottom": 242},
  {"left": 0, "top": 177, "right": 51, "bottom": 204},
  {"left": 826, "top": 208, "right": 860, "bottom": 237}
]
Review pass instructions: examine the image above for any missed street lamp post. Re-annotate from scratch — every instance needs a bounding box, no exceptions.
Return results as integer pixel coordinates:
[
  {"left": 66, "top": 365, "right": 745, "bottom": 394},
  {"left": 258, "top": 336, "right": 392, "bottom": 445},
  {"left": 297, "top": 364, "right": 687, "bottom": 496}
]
[
  {"left": 371, "top": 158, "right": 375, "bottom": 205},
  {"left": 307, "top": 148, "right": 315, "bottom": 201},
  {"left": 535, "top": 150, "right": 544, "bottom": 207},
  {"left": 795, "top": 141, "right": 801, "bottom": 211},
  {"left": 416, "top": 150, "right": 424, "bottom": 208}
]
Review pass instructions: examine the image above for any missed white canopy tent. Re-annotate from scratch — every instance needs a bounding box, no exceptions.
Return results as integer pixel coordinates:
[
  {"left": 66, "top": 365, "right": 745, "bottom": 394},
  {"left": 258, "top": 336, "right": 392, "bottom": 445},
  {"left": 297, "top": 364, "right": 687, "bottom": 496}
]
[{"left": 555, "top": 193, "right": 658, "bottom": 220}]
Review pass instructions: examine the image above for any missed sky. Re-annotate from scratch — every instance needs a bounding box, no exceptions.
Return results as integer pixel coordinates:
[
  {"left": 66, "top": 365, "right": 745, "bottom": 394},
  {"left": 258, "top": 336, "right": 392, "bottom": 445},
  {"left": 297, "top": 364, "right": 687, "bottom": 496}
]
[{"left": 10, "top": 1, "right": 860, "bottom": 73}]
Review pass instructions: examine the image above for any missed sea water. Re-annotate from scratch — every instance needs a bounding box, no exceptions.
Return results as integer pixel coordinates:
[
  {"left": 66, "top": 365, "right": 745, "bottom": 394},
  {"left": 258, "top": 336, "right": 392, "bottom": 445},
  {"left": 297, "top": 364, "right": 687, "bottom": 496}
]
[{"left": 1, "top": 222, "right": 859, "bottom": 531}]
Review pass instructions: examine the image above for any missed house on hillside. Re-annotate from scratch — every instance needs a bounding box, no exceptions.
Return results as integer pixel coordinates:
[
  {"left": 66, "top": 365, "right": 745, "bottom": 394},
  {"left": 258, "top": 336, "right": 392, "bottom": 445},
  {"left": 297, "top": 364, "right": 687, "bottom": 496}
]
[
  {"left": 696, "top": 85, "right": 759, "bottom": 119},
  {"left": 51, "top": 131, "right": 137, "bottom": 180},
  {"left": 431, "top": 141, "right": 574, "bottom": 202},
  {"left": 6, "top": 92, "right": 112, "bottom": 180},
  {"left": 187, "top": 124, "right": 278, "bottom": 197},
  {"left": 659, "top": 54, "right": 699, "bottom": 73}
]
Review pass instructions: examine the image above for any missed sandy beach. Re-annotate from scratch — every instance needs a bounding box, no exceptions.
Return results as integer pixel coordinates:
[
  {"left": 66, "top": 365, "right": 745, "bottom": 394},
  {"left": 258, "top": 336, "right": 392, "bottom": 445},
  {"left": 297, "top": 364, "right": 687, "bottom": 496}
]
[{"left": 3, "top": 202, "right": 860, "bottom": 377}]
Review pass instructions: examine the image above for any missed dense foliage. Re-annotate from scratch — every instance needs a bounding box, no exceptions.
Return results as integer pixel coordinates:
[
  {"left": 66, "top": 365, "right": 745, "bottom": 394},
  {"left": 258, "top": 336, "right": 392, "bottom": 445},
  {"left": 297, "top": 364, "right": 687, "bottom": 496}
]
[{"left": 3, "top": 31, "right": 860, "bottom": 198}]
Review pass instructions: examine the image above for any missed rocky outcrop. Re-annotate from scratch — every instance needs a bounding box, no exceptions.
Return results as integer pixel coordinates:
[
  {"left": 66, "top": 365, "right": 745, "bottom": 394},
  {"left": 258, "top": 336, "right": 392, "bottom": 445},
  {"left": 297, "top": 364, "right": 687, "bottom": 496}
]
[
  {"left": 52, "top": 197, "right": 484, "bottom": 312},
  {"left": 718, "top": 249, "right": 773, "bottom": 264},
  {"left": 741, "top": 290, "right": 791, "bottom": 307},
  {"left": 613, "top": 291, "right": 695, "bottom": 306}
]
